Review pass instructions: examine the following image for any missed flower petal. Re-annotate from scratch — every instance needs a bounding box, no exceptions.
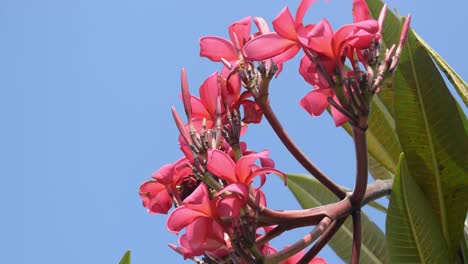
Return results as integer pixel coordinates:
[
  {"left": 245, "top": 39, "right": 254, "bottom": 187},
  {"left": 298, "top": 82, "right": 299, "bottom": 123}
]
[
  {"left": 330, "top": 100, "right": 349, "bottom": 127},
  {"left": 243, "top": 33, "right": 298, "bottom": 61},
  {"left": 200, "top": 72, "right": 220, "bottom": 118},
  {"left": 235, "top": 150, "right": 271, "bottom": 183},
  {"left": 185, "top": 217, "right": 210, "bottom": 251},
  {"left": 352, "top": 0, "right": 371, "bottom": 22},
  {"left": 207, "top": 149, "right": 237, "bottom": 183},
  {"left": 229, "top": 16, "right": 252, "bottom": 49},
  {"left": 299, "top": 88, "right": 334, "bottom": 117},
  {"left": 200, "top": 36, "right": 237, "bottom": 62},
  {"left": 183, "top": 184, "right": 212, "bottom": 214},
  {"left": 295, "top": 0, "right": 316, "bottom": 26},
  {"left": 272, "top": 7, "right": 297, "bottom": 40},
  {"left": 166, "top": 206, "right": 206, "bottom": 234}
]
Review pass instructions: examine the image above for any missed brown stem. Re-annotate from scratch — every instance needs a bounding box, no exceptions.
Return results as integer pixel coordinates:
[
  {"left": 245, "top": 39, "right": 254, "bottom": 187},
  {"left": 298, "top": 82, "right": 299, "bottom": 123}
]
[
  {"left": 257, "top": 180, "right": 392, "bottom": 229},
  {"left": 255, "top": 225, "right": 285, "bottom": 247},
  {"left": 298, "top": 217, "right": 347, "bottom": 264},
  {"left": 255, "top": 96, "right": 347, "bottom": 199},
  {"left": 350, "top": 126, "right": 368, "bottom": 205},
  {"left": 266, "top": 217, "right": 332, "bottom": 263},
  {"left": 351, "top": 211, "right": 362, "bottom": 264}
]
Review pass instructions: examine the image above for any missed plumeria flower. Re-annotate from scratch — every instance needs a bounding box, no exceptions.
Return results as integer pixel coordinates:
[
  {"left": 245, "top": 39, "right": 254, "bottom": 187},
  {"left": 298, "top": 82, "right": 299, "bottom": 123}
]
[
  {"left": 207, "top": 149, "right": 285, "bottom": 189},
  {"left": 166, "top": 184, "right": 231, "bottom": 258},
  {"left": 298, "top": 56, "right": 348, "bottom": 126},
  {"left": 151, "top": 157, "right": 198, "bottom": 201},
  {"left": 139, "top": 180, "right": 172, "bottom": 214},
  {"left": 243, "top": 0, "right": 317, "bottom": 66},
  {"left": 200, "top": 16, "right": 252, "bottom": 66}
]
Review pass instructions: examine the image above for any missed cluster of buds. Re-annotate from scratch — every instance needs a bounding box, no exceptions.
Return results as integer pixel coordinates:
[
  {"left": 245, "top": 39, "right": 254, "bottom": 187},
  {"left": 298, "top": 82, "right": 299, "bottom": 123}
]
[{"left": 140, "top": 0, "right": 410, "bottom": 263}]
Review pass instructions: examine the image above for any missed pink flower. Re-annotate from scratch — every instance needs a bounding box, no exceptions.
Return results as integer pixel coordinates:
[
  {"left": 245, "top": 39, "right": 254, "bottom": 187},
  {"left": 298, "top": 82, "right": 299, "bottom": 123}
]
[
  {"left": 298, "top": 56, "right": 348, "bottom": 126},
  {"left": 151, "top": 157, "right": 197, "bottom": 200},
  {"left": 207, "top": 149, "right": 285, "bottom": 188},
  {"left": 243, "top": 0, "right": 316, "bottom": 65},
  {"left": 166, "top": 184, "right": 230, "bottom": 258},
  {"left": 200, "top": 16, "right": 252, "bottom": 65},
  {"left": 139, "top": 180, "right": 172, "bottom": 214}
]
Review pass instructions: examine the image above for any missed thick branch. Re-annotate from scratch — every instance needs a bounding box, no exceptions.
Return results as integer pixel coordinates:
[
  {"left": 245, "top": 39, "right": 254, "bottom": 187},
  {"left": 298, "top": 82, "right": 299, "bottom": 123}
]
[
  {"left": 257, "top": 179, "right": 392, "bottom": 228},
  {"left": 350, "top": 126, "right": 368, "bottom": 205},
  {"left": 350, "top": 211, "right": 362, "bottom": 264}
]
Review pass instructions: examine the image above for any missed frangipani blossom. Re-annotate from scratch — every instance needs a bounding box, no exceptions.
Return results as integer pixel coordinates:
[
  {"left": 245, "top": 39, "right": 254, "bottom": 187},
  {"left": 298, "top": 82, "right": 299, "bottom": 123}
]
[
  {"left": 166, "top": 184, "right": 231, "bottom": 258},
  {"left": 139, "top": 180, "right": 172, "bottom": 214},
  {"left": 243, "top": 0, "right": 317, "bottom": 65},
  {"left": 207, "top": 149, "right": 285, "bottom": 188},
  {"left": 200, "top": 16, "right": 252, "bottom": 65}
]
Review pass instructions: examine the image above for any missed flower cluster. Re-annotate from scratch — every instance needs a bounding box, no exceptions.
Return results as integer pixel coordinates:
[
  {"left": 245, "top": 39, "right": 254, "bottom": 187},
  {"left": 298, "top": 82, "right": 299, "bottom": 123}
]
[{"left": 140, "top": 0, "right": 409, "bottom": 262}]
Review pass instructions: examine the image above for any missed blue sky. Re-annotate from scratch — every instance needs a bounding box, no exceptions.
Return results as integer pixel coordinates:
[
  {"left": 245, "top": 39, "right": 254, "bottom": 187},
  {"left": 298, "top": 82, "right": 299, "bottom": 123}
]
[{"left": 1, "top": 0, "right": 466, "bottom": 263}]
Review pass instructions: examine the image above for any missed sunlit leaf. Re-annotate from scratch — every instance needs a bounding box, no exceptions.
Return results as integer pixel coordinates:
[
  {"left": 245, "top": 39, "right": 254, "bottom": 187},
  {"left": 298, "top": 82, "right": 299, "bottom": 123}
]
[
  {"left": 393, "top": 23, "right": 468, "bottom": 257},
  {"left": 412, "top": 31, "right": 468, "bottom": 107},
  {"left": 387, "top": 154, "right": 451, "bottom": 263}
]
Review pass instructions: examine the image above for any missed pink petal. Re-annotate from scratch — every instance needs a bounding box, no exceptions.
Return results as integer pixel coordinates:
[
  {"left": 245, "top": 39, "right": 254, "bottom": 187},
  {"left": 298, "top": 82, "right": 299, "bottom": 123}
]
[
  {"left": 299, "top": 89, "right": 334, "bottom": 116},
  {"left": 166, "top": 206, "right": 206, "bottom": 234},
  {"left": 215, "top": 183, "right": 249, "bottom": 218},
  {"left": 311, "top": 257, "right": 328, "bottom": 264},
  {"left": 229, "top": 16, "right": 252, "bottom": 49},
  {"left": 235, "top": 150, "right": 270, "bottom": 183},
  {"left": 151, "top": 163, "right": 175, "bottom": 184},
  {"left": 272, "top": 7, "right": 297, "bottom": 40},
  {"left": 185, "top": 217, "right": 210, "bottom": 250},
  {"left": 200, "top": 36, "right": 237, "bottom": 62},
  {"left": 253, "top": 16, "right": 270, "bottom": 34},
  {"left": 295, "top": 0, "right": 317, "bottom": 26},
  {"left": 243, "top": 32, "right": 298, "bottom": 61},
  {"left": 330, "top": 101, "right": 349, "bottom": 127},
  {"left": 200, "top": 72, "right": 220, "bottom": 118},
  {"left": 306, "top": 19, "right": 334, "bottom": 58},
  {"left": 246, "top": 167, "right": 286, "bottom": 187},
  {"left": 332, "top": 20, "right": 378, "bottom": 58},
  {"left": 147, "top": 190, "right": 172, "bottom": 214},
  {"left": 189, "top": 96, "right": 210, "bottom": 120},
  {"left": 207, "top": 149, "right": 237, "bottom": 183},
  {"left": 183, "top": 184, "right": 212, "bottom": 214},
  {"left": 352, "top": 0, "right": 371, "bottom": 22},
  {"left": 240, "top": 100, "right": 263, "bottom": 124},
  {"left": 271, "top": 44, "right": 301, "bottom": 70}
]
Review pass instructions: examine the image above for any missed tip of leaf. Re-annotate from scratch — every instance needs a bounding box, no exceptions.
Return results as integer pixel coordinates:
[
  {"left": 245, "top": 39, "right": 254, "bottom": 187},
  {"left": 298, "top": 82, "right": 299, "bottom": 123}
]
[{"left": 119, "top": 250, "right": 131, "bottom": 264}]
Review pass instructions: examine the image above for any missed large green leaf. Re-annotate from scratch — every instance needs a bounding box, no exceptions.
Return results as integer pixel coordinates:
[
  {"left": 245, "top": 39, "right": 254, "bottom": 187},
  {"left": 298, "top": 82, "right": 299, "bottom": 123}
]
[
  {"left": 287, "top": 173, "right": 389, "bottom": 263},
  {"left": 387, "top": 154, "right": 451, "bottom": 263},
  {"left": 413, "top": 31, "right": 468, "bottom": 107},
  {"left": 119, "top": 250, "right": 131, "bottom": 264},
  {"left": 393, "top": 23, "right": 468, "bottom": 257}
]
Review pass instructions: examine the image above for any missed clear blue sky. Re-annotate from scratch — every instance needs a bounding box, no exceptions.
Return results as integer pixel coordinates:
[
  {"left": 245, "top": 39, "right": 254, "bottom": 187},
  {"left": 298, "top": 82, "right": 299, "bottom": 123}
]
[{"left": 1, "top": 0, "right": 466, "bottom": 263}]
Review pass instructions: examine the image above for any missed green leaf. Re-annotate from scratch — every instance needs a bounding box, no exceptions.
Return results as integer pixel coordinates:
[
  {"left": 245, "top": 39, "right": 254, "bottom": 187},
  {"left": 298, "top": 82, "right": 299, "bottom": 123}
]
[
  {"left": 387, "top": 154, "right": 451, "bottom": 263},
  {"left": 287, "top": 173, "right": 389, "bottom": 263},
  {"left": 367, "top": 1, "right": 468, "bottom": 257},
  {"left": 413, "top": 31, "right": 468, "bottom": 107},
  {"left": 393, "top": 24, "right": 468, "bottom": 257},
  {"left": 119, "top": 250, "right": 131, "bottom": 264}
]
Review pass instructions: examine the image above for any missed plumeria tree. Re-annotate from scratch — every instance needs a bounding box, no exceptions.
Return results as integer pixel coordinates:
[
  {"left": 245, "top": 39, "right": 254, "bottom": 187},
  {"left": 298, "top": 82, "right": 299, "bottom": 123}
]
[{"left": 126, "top": 0, "right": 468, "bottom": 263}]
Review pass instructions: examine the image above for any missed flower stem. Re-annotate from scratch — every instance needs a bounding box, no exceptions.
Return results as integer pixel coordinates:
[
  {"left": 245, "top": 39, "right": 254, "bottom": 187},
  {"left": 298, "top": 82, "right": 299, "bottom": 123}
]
[
  {"left": 254, "top": 95, "right": 347, "bottom": 199},
  {"left": 350, "top": 126, "right": 368, "bottom": 205},
  {"left": 351, "top": 210, "right": 362, "bottom": 264},
  {"left": 298, "top": 217, "right": 347, "bottom": 264}
]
